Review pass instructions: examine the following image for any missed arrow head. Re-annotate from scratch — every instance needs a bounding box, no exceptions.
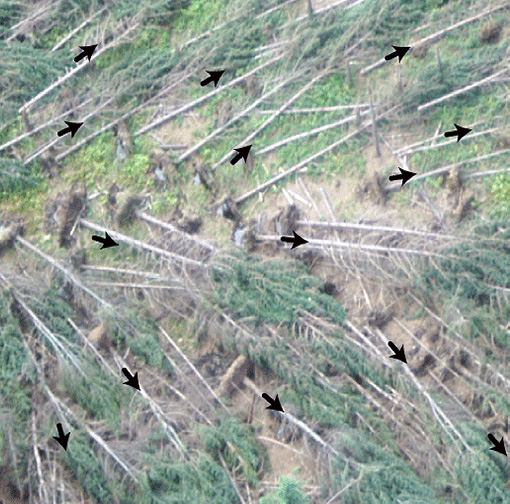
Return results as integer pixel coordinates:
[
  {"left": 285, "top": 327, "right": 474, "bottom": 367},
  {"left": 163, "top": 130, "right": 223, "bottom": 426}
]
[
  {"left": 388, "top": 341, "right": 407, "bottom": 364},
  {"left": 63, "top": 121, "right": 83, "bottom": 138},
  {"left": 53, "top": 424, "right": 70, "bottom": 451},
  {"left": 291, "top": 231, "right": 308, "bottom": 249},
  {"left": 488, "top": 433, "right": 507, "bottom": 456},
  {"left": 233, "top": 145, "right": 252, "bottom": 163},
  {"left": 206, "top": 69, "right": 225, "bottom": 87},
  {"left": 453, "top": 123, "right": 472, "bottom": 142},
  {"left": 262, "top": 393, "right": 284, "bottom": 412},
  {"left": 122, "top": 368, "right": 140, "bottom": 390},
  {"left": 392, "top": 45, "right": 411, "bottom": 62},
  {"left": 100, "top": 232, "right": 119, "bottom": 250},
  {"left": 78, "top": 44, "right": 98, "bottom": 62},
  {"left": 397, "top": 167, "right": 416, "bottom": 186}
]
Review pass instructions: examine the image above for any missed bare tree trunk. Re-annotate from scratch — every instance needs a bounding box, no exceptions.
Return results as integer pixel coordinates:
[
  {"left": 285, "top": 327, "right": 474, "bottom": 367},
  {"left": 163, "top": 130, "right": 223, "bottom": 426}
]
[
  {"left": 369, "top": 88, "right": 381, "bottom": 157},
  {"left": 24, "top": 96, "right": 115, "bottom": 165},
  {"left": 296, "top": 219, "right": 456, "bottom": 240},
  {"left": 135, "top": 55, "right": 283, "bottom": 137},
  {"left": 79, "top": 219, "right": 204, "bottom": 267},
  {"left": 212, "top": 71, "right": 326, "bottom": 170},
  {"left": 51, "top": 7, "right": 107, "bottom": 51},
  {"left": 19, "top": 22, "right": 139, "bottom": 112},
  {"left": 360, "top": 3, "right": 510, "bottom": 75},
  {"left": 385, "top": 147, "right": 510, "bottom": 191},
  {"left": 435, "top": 46, "right": 443, "bottom": 76},
  {"left": 256, "top": 108, "right": 370, "bottom": 157},
  {"left": 0, "top": 97, "right": 94, "bottom": 155},
  {"left": 252, "top": 104, "right": 370, "bottom": 115},
  {"left": 235, "top": 106, "right": 398, "bottom": 205},
  {"left": 235, "top": 121, "right": 370, "bottom": 205},
  {"left": 179, "top": 77, "right": 292, "bottom": 163},
  {"left": 255, "top": 234, "right": 449, "bottom": 259},
  {"left": 417, "top": 68, "right": 508, "bottom": 111},
  {"left": 243, "top": 377, "right": 340, "bottom": 456},
  {"left": 55, "top": 78, "right": 187, "bottom": 162}
]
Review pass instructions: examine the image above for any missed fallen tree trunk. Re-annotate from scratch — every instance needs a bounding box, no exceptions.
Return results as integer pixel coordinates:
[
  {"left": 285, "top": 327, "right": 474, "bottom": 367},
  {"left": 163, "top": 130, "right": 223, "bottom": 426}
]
[
  {"left": 51, "top": 7, "right": 107, "bottom": 51},
  {"left": 135, "top": 55, "right": 283, "bottom": 137},
  {"left": 0, "top": 97, "right": 93, "bottom": 154},
  {"left": 80, "top": 219, "right": 204, "bottom": 268},
  {"left": 15, "top": 236, "right": 110, "bottom": 307},
  {"left": 385, "top": 148, "right": 510, "bottom": 191},
  {"left": 25, "top": 96, "right": 115, "bottom": 165},
  {"left": 395, "top": 127, "right": 497, "bottom": 156},
  {"left": 136, "top": 211, "right": 216, "bottom": 252},
  {"left": 466, "top": 167, "right": 510, "bottom": 180},
  {"left": 55, "top": 77, "right": 188, "bottom": 161},
  {"left": 243, "top": 376, "right": 340, "bottom": 456},
  {"left": 19, "top": 22, "right": 139, "bottom": 112},
  {"left": 255, "top": 233, "right": 449, "bottom": 259},
  {"left": 252, "top": 104, "right": 370, "bottom": 115},
  {"left": 296, "top": 219, "right": 456, "bottom": 240},
  {"left": 417, "top": 68, "right": 508, "bottom": 112},
  {"left": 360, "top": 4, "right": 509, "bottom": 76},
  {"left": 234, "top": 105, "right": 400, "bottom": 205},
  {"left": 178, "top": 76, "right": 293, "bottom": 163},
  {"left": 212, "top": 71, "right": 326, "bottom": 169},
  {"left": 256, "top": 108, "right": 370, "bottom": 157}
]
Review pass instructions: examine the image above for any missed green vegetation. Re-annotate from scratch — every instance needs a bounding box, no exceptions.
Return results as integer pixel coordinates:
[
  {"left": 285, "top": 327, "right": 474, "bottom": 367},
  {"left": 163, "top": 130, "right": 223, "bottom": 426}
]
[
  {"left": 0, "top": 158, "right": 45, "bottom": 200},
  {"left": 201, "top": 416, "right": 269, "bottom": 486},
  {"left": 139, "top": 450, "right": 239, "bottom": 504},
  {"left": 489, "top": 173, "right": 510, "bottom": 220},
  {"left": 65, "top": 430, "right": 116, "bottom": 504},
  {"left": 2, "top": 0, "right": 510, "bottom": 502},
  {"left": 260, "top": 475, "right": 310, "bottom": 504},
  {"left": 114, "top": 308, "right": 174, "bottom": 374},
  {"left": 61, "top": 361, "right": 125, "bottom": 432},
  {"left": 331, "top": 428, "right": 438, "bottom": 504},
  {"left": 211, "top": 251, "right": 345, "bottom": 325},
  {"left": 0, "top": 289, "right": 32, "bottom": 472}
]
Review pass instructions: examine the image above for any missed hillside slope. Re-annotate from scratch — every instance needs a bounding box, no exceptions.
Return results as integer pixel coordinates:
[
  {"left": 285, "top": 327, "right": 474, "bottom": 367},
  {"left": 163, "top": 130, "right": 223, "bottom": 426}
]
[{"left": 1, "top": 0, "right": 510, "bottom": 503}]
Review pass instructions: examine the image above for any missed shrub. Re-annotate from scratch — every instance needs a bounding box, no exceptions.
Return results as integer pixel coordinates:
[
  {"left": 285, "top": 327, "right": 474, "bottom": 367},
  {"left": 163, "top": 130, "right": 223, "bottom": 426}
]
[{"left": 260, "top": 475, "right": 310, "bottom": 504}]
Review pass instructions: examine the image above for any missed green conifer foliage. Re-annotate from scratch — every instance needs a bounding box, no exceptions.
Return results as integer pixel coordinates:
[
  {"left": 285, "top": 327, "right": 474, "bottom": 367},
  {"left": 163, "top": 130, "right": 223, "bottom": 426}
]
[
  {"left": 201, "top": 416, "right": 269, "bottom": 486},
  {"left": 260, "top": 475, "right": 310, "bottom": 504},
  {"left": 211, "top": 251, "right": 345, "bottom": 326},
  {"left": 330, "top": 428, "right": 438, "bottom": 504},
  {"left": 0, "top": 157, "right": 45, "bottom": 201},
  {"left": 138, "top": 451, "right": 238, "bottom": 504},
  {"left": 0, "top": 289, "right": 32, "bottom": 470},
  {"left": 415, "top": 222, "right": 510, "bottom": 348},
  {"left": 65, "top": 430, "right": 115, "bottom": 504}
]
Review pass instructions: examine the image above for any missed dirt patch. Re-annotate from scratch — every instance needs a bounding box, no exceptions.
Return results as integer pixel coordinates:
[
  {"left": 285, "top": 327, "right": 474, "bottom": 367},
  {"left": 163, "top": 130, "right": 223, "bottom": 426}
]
[
  {"left": 155, "top": 114, "right": 209, "bottom": 149},
  {"left": 229, "top": 374, "right": 319, "bottom": 494}
]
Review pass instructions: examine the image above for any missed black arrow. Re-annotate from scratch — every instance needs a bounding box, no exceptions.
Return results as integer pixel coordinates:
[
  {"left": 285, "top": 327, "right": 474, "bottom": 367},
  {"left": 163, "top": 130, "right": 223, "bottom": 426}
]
[
  {"left": 74, "top": 44, "right": 98, "bottom": 63},
  {"left": 53, "top": 423, "right": 70, "bottom": 451},
  {"left": 444, "top": 123, "right": 472, "bottom": 142},
  {"left": 200, "top": 69, "right": 225, "bottom": 87},
  {"left": 91, "top": 232, "right": 118, "bottom": 250},
  {"left": 388, "top": 167, "right": 416, "bottom": 186},
  {"left": 122, "top": 368, "right": 140, "bottom": 391},
  {"left": 384, "top": 45, "right": 411, "bottom": 63},
  {"left": 262, "top": 393, "right": 284, "bottom": 412},
  {"left": 488, "top": 433, "right": 507, "bottom": 456},
  {"left": 230, "top": 145, "right": 252, "bottom": 165},
  {"left": 57, "top": 120, "right": 83, "bottom": 138},
  {"left": 388, "top": 341, "right": 407, "bottom": 364},
  {"left": 280, "top": 231, "right": 308, "bottom": 250}
]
